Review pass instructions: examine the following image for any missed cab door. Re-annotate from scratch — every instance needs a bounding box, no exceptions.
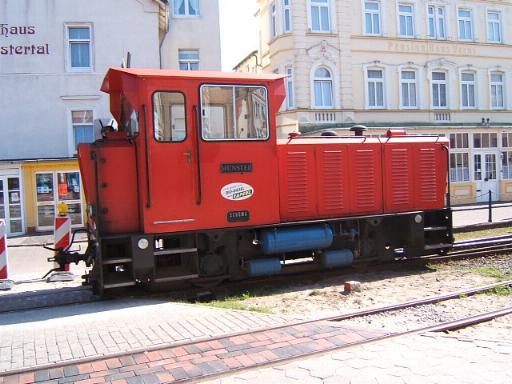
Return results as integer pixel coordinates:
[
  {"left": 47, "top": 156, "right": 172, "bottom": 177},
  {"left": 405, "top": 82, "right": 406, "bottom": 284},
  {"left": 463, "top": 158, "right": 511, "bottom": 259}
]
[
  {"left": 144, "top": 91, "right": 197, "bottom": 233},
  {"left": 195, "top": 84, "right": 280, "bottom": 229}
]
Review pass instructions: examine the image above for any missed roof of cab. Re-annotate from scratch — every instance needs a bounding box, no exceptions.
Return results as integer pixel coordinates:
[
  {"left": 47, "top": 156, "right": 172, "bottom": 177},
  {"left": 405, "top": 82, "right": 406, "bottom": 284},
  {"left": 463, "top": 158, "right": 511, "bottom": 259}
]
[{"left": 101, "top": 67, "right": 286, "bottom": 93}]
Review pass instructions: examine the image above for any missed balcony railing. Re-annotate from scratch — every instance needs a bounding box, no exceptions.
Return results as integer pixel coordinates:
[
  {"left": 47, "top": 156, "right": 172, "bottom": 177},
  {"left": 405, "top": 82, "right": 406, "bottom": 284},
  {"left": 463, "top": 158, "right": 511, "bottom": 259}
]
[
  {"left": 314, "top": 111, "right": 337, "bottom": 123},
  {"left": 434, "top": 112, "right": 451, "bottom": 121}
]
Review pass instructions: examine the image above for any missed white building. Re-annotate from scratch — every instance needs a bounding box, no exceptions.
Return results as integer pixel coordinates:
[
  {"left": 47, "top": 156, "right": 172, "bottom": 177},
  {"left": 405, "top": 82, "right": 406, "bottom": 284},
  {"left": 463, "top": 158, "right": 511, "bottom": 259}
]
[
  {"left": 0, "top": 0, "right": 221, "bottom": 235},
  {"left": 162, "top": 0, "right": 222, "bottom": 70},
  {"left": 235, "top": 0, "right": 512, "bottom": 205}
]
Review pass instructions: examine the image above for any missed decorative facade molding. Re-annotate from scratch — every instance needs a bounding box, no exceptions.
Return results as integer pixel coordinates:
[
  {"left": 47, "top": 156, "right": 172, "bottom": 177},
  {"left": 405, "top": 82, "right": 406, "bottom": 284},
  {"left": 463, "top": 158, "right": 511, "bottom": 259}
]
[{"left": 306, "top": 40, "right": 340, "bottom": 64}]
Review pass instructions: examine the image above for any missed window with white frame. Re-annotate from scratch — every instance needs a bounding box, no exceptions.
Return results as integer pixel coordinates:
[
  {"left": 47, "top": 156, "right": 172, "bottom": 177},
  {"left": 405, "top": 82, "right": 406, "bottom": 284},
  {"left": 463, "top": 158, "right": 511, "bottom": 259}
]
[
  {"left": 502, "top": 132, "right": 512, "bottom": 148},
  {"left": 71, "top": 110, "right": 94, "bottom": 150},
  {"left": 503, "top": 133, "right": 512, "bottom": 179},
  {"left": 503, "top": 151, "right": 512, "bottom": 179},
  {"left": 460, "top": 72, "right": 476, "bottom": 108},
  {"left": 449, "top": 133, "right": 469, "bottom": 183},
  {"left": 310, "top": 0, "right": 331, "bottom": 32},
  {"left": 428, "top": 5, "right": 446, "bottom": 39},
  {"left": 458, "top": 9, "right": 473, "bottom": 40},
  {"left": 449, "top": 153, "right": 469, "bottom": 182},
  {"left": 449, "top": 133, "right": 469, "bottom": 149},
  {"left": 285, "top": 65, "right": 294, "bottom": 109},
  {"left": 431, "top": 71, "right": 447, "bottom": 108},
  {"left": 474, "top": 133, "right": 498, "bottom": 148},
  {"left": 270, "top": 2, "right": 277, "bottom": 37},
  {"left": 283, "top": 0, "right": 292, "bottom": 33},
  {"left": 364, "top": 1, "right": 381, "bottom": 35},
  {"left": 313, "top": 67, "right": 333, "bottom": 108},
  {"left": 179, "top": 50, "right": 199, "bottom": 70},
  {"left": 398, "top": 4, "right": 414, "bottom": 37},
  {"left": 67, "top": 26, "right": 92, "bottom": 70},
  {"left": 400, "top": 70, "right": 417, "bottom": 108},
  {"left": 490, "top": 72, "right": 504, "bottom": 109},
  {"left": 367, "top": 69, "right": 385, "bottom": 108},
  {"left": 487, "top": 11, "right": 502, "bottom": 43},
  {"left": 173, "top": 0, "right": 199, "bottom": 16}
]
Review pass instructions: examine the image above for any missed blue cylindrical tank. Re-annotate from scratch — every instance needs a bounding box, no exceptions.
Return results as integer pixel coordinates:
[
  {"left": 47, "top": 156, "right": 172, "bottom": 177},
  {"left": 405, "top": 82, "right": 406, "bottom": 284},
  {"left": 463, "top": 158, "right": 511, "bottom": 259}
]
[
  {"left": 320, "top": 249, "right": 354, "bottom": 269},
  {"left": 260, "top": 224, "right": 333, "bottom": 255},
  {"left": 247, "top": 258, "right": 282, "bottom": 277}
]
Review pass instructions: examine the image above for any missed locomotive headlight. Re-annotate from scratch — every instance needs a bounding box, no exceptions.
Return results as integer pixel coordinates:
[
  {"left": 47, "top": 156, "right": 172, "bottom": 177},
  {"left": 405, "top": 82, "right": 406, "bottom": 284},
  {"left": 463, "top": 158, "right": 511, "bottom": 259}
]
[
  {"left": 414, "top": 214, "right": 423, "bottom": 224},
  {"left": 137, "top": 238, "right": 149, "bottom": 250}
]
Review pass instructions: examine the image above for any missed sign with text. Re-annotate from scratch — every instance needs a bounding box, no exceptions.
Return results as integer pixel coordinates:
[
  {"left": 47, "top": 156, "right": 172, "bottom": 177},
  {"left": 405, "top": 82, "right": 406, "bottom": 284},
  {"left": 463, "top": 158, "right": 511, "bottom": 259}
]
[{"left": 1, "top": 24, "right": 50, "bottom": 56}]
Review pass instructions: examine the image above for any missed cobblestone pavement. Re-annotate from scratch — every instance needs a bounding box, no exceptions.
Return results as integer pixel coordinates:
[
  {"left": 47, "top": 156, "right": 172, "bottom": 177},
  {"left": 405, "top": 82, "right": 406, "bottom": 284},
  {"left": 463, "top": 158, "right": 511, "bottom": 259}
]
[
  {"left": 201, "top": 315, "right": 512, "bottom": 384},
  {"left": 1, "top": 315, "right": 509, "bottom": 383},
  {"left": 0, "top": 299, "right": 303, "bottom": 373},
  {"left": 0, "top": 287, "right": 96, "bottom": 313},
  {"left": 0, "top": 319, "right": 384, "bottom": 383}
]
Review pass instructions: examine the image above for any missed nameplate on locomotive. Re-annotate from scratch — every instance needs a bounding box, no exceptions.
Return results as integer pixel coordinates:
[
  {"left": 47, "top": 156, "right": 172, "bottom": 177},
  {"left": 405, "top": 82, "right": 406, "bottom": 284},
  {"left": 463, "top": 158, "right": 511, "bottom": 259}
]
[
  {"left": 220, "top": 163, "right": 253, "bottom": 173},
  {"left": 227, "top": 210, "right": 250, "bottom": 222}
]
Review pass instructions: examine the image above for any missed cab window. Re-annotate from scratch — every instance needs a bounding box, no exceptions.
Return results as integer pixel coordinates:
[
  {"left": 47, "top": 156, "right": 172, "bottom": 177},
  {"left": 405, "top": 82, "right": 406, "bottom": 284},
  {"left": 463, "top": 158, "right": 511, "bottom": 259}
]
[
  {"left": 200, "top": 85, "right": 269, "bottom": 141},
  {"left": 153, "top": 92, "right": 186, "bottom": 142}
]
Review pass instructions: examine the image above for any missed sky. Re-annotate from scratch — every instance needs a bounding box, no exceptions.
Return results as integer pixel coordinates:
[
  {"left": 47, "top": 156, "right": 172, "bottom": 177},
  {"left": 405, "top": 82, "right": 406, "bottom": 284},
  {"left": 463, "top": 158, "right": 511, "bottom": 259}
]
[{"left": 219, "top": 0, "right": 259, "bottom": 71}]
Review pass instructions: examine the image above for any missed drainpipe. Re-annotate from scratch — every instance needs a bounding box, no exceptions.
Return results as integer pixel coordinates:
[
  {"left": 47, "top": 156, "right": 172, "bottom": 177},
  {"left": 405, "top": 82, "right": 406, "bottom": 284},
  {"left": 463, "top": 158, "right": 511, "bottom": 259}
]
[{"left": 158, "top": 0, "right": 170, "bottom": 69}]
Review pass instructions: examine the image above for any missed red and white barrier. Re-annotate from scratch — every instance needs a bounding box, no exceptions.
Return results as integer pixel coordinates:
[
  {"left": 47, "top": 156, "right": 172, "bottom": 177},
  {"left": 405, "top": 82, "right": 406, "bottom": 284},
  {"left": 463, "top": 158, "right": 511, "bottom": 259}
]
[
  {"left": 0, "top": 219, "right": 8, "bottom": 279},
  {"left": 54, "top": 215, "right": 71, "bottom": 272},
  {"left": 0, "top": 219, "right": 13, "bottom": 290},
  {"left": 47, "top": 204, "right": 75, "bottom": 282}
]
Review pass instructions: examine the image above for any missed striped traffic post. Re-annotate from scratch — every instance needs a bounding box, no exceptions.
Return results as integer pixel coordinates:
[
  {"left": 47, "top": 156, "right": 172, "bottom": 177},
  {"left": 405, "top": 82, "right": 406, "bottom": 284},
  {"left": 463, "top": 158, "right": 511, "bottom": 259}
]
[
  {"left": 0, "top": 219, "right": 13, "bottom": 290},
  {"left": 54, "top": 203, "right": 71, "bottom": 272},
  {"left": 47, "top": 202, "right": 75, "bottom": 282}
]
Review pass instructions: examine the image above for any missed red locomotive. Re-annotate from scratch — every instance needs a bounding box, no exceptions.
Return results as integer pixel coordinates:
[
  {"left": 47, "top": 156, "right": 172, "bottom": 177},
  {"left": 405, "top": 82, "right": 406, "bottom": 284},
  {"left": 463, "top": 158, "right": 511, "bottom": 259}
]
[{"left": 65, "top": 68, "right": 452, "bottom": 294}]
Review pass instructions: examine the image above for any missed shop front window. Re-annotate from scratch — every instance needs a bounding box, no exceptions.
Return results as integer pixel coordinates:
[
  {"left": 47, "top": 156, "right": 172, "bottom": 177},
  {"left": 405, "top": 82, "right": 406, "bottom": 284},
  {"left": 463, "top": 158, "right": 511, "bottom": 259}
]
[
  {"left": 0, "top": 176, "right": 23, "bottom": 235},
  {"left": 449, "top": 153, "right": 469, "bottom": 182},
  {"left": 503, "top": 151, "right": 512, "bottom": 180},
  {"left": 36, "top": 171, "right": 83, "bottom": 229}
]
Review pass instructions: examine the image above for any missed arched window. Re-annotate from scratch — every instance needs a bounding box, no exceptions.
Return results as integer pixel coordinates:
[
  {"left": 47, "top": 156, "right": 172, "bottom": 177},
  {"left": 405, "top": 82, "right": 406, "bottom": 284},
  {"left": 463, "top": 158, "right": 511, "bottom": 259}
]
[{"left": 313, "top": 67, "right": 333, "bottom": 107}]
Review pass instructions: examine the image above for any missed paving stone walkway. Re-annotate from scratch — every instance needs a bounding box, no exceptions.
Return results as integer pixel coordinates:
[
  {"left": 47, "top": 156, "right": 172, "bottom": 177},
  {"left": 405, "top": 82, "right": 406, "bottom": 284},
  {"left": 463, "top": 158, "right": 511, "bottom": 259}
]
[
  {"left": 201, "top": 321, "right": 512, "bottom": 384},
  {"left": 0, "top": 299, "right": 303, "bottom": 373},
  {"left": 0, "top": 319, "right": 384, "bottom": 383}
]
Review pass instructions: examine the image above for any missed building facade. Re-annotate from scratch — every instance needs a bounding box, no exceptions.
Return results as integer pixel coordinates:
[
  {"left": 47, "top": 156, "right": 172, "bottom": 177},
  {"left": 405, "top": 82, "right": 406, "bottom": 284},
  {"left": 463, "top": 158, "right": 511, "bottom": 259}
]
[
  {"left": 0, "top": 0, "right": 221, "bottom": 236},
  {"left": 162, "top": 0, "right": 222, "bottom": 70},
  {"left": 236, "top": 0, "right": 512, "bottom": 204}
]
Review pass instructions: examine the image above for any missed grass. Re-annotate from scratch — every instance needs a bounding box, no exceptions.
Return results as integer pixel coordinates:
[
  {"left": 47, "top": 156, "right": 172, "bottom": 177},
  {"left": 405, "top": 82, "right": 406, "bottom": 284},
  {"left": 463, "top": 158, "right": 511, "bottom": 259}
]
[
  {"left": 488, "top": 286, "right": 512, "bottom": 296},
  {"left": 454, "top": 227, "right": 512, "bottom": 242},
  {"left": 470, "top": 267, "right": 512, "bottom": 296},
  {"left": 470, "top": 266, "right": 507, "bottom": 280},
  {"left": 200, "top": 292, "right": 273, "bottom": 314}
]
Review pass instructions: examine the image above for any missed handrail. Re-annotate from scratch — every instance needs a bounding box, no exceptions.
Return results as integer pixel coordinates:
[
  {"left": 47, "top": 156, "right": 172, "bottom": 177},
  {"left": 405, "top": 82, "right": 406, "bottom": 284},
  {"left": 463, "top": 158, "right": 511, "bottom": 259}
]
[
  {"left": 193, "top": 105, "right": 203, "bottom": 205},
  {"left": 143, "top": 105, "right": 151, "bottom": 208},
  {"left": 441, "top": 144, "right": 451, "bottom": 209}
]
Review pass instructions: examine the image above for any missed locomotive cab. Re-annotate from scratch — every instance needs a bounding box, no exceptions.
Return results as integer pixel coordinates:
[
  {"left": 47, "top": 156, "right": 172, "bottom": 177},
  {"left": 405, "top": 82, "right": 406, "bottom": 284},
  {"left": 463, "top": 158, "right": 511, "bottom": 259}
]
[
  {"left": 75, "top": 68, "right": 453, "bottom": 295},
  {"left": 78, "top": 69, "right": 287, "bottom": 293}
]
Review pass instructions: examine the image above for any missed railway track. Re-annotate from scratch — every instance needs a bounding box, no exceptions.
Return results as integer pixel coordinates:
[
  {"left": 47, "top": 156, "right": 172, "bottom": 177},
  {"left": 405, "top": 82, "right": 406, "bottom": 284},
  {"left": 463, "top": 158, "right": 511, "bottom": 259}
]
[
  {"left": 0, "top": 234, "right": 510, "bottom": 314},
  {"left": 1, "top": 280, "right": 511, "bottom": 383},
  {"left": 423, "top": 234, "right": 512, "bottom": 262}
]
